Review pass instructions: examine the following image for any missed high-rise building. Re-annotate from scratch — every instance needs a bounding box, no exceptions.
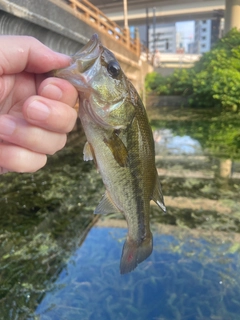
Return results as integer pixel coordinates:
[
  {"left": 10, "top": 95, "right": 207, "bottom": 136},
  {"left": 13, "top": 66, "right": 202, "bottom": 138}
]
[
  {"left": 189, "top": 18, "right": 224, "bottom": 54},
  {"left": 195, "top": 20, "right": 212, "bottom": 53},
  {"left": 137, "top": 23, "right": 176, "bottom": 53},
  {"left": 150, "top": 23, "right": 176, "bottom": 53}
]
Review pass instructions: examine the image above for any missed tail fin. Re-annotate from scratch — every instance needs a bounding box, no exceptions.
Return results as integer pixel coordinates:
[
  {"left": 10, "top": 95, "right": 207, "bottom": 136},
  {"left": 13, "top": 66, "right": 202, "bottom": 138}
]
[{"left": 120, "top": 234, "right": 153, "bottom": 275}]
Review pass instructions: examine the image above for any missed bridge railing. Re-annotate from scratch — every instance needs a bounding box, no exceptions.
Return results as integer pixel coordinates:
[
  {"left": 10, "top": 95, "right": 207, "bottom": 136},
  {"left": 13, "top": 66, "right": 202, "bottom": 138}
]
[{"left": 63, "top": 0, "right": 141, "bottom": 57}]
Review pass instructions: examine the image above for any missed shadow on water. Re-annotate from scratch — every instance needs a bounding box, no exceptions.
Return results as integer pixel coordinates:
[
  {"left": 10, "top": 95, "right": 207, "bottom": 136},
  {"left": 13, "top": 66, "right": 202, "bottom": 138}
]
[{"left": 1, "top": 106, "right": 240, "bottom": 319}]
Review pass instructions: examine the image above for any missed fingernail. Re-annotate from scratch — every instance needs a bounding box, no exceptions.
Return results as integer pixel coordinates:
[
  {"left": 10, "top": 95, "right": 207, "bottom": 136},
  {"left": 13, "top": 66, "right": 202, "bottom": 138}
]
[
  {"left": 40, "top": 84, "right": 63, "bottom": 100},
  {"left": 0, "top": 116, "right": 16, "bottom": 135},
  {"left": 27, "top": 100, "right": 50, "bottom": 121}
]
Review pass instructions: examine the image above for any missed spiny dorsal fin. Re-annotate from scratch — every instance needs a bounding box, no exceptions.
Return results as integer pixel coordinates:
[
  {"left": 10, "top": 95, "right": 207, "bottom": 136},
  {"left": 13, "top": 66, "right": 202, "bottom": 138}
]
[
  {"left": 103, "top": 132, "right": 128, "bottom": 167},
  {"left": 94, "top": 191, "right": 120, "bottom": 215},
  {"left": 152, "top": 173, "right": 167, "bottom": 213}
]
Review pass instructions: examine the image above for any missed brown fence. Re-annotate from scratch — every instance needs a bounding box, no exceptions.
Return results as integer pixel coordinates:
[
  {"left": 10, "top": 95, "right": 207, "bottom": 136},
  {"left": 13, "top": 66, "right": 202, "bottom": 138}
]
[{"left": 63, "top": 0, "right": 141, "bottom": 57}]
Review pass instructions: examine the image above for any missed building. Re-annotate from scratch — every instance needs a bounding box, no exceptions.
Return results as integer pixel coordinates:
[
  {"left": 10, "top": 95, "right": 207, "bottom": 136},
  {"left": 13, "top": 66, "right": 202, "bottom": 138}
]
[
  {"left": 189, "top": 18, "right": 224, "bottom": 54},
  {"left": 194, "top": 20, "right": 212, "bottom": 53},
  {"left": 137, "top": 23, "right": 176, "bottom": 54},
  {"left": 149, "top": 23, "right": 176, "bottom": 53}
]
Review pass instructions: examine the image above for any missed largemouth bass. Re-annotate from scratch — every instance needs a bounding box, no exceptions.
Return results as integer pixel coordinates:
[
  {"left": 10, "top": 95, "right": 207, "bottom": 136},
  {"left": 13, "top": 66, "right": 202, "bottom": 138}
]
[{"left": 55, "top": 34, "right": 166, "bottom": 274}]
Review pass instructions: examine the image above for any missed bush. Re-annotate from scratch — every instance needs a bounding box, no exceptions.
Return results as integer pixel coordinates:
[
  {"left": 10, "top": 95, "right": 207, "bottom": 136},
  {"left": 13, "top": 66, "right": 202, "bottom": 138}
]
[
  {"left": 146, "top": 28, "right": 240, "bottom": 110},
  {"left": 145, "top": 72, "right": 166, "bottom": 92},
  {"left": 156, "top": 68, "right": 194, "bottom": 96}
]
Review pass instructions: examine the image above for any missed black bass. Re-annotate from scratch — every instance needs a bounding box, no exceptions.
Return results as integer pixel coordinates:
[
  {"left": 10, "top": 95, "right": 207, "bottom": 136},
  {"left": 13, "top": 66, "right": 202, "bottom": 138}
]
[{"left": 55, "top": 34, "right": 166, "bottom": 274}]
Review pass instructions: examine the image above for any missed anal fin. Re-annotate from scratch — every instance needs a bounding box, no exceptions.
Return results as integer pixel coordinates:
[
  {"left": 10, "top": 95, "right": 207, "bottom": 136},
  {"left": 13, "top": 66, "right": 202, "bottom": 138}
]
[{"left": 152, "top": 173, "right": 167, "bottom": 213}]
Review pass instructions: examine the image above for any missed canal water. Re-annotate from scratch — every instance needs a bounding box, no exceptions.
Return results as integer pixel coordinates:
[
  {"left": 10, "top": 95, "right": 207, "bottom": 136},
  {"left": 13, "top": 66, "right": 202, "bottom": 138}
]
[{"left": 0, "top": 105, "right": 240, "bottom": 320}]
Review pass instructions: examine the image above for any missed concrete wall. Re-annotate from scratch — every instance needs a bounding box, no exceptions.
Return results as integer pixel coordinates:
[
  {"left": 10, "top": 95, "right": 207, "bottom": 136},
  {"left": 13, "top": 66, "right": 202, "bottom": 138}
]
[
  {"left": 0, "top": 10, "right": 83, "bottom": 54},
  {"left": 0, "top": 0, "right": 89, "bottom": 53},
  {"left": 0, "top": 0, "right": 138, "bottom": 59},
  {"left": 224, "top": 0, "right": 240, "bottom": 33}
]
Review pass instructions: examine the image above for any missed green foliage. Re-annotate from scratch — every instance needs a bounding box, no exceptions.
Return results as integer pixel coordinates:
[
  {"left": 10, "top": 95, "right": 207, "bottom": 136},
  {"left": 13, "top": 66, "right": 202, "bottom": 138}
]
[
  {"left": 211, "top": 68, "right": 240, "bottom": 109},
  {"left": 145, "top": 71, "right": 166, "bottom": 92},
  {"left": 156, "top": 68, "right": 194, "bottom": 96},
  {"left": 146, "top": 28, "right": 240, "bottom": 110}
]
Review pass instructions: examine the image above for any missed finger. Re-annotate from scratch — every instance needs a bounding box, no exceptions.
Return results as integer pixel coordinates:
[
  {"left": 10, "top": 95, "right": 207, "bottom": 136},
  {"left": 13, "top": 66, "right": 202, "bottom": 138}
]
[
  {"left": 0, "top": 115, "right": 67, "bottom": 155},
  {"left": 22, "top": 78, "right": 78, "bottom": 133},
  {"left": 0, "top": 164, "right": 10, "bottom": 174},
  {"left": 0, "top": 36, "right": 71, "bottom": 75},
  {"left": 38, "top": 77, "right": 78, "bottom": 107},
  {"left": 23, "top": 96, "right": 77, "bottom": 133},
  {"left": 0, "top": 142, "right": 47, "bottom": 173}
]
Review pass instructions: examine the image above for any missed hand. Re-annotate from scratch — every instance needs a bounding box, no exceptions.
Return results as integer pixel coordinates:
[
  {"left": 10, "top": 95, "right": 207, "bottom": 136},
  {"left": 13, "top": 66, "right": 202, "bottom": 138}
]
[{"left": 0, "top": 36, "right": 78, "bottom": 174}]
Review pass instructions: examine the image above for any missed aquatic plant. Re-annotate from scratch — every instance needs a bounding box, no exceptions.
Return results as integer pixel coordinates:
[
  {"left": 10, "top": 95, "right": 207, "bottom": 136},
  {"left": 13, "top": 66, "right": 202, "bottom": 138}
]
[{"left": 0, "top": 131, "right": 103, "bottom": 320}]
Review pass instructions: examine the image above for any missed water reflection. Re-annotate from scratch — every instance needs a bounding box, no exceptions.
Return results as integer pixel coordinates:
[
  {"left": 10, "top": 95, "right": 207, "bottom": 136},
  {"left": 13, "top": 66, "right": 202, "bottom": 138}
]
[
  {"left": 154, "top": 129, "right": 202, "bottom": 155},
  {"left": 35, "top": 225, "right": 240, "bottom": 320}
]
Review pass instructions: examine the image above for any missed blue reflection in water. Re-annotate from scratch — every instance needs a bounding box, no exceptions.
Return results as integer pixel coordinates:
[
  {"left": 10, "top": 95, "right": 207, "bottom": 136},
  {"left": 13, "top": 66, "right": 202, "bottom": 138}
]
[
  {"left": 153, "top": 129, "right": 202, "bottom": 155},
  {"left": 36, "top": 227, "right": 240, "bottom": 320}
]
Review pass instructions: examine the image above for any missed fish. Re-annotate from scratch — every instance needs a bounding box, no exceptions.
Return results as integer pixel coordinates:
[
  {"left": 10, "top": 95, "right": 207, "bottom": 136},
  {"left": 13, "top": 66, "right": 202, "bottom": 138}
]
[{"left": 54, "top": 34, "right": 166, "bottom": 274}]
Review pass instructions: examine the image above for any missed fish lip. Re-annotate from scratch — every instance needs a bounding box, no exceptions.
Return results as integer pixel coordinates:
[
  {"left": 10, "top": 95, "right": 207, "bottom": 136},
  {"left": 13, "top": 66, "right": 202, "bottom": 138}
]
[
  {"left": 54, "top": 33, "right": 102, "bottom": 93},
  {"left": 72, "top": 34, "right": 100, "bottom": 62}
]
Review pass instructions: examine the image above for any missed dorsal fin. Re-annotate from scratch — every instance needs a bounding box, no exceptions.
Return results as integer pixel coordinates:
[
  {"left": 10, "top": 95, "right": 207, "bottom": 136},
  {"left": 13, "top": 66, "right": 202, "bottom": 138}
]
[{"left": 94, "top": 191, "right": 120, "bottom": 215}]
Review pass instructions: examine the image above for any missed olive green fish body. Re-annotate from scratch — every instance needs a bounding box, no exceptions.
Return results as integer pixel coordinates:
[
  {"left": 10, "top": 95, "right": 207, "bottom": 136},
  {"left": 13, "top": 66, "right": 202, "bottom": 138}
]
[{"left": 55, "top": 34, "right": 166, "bottom": 274}]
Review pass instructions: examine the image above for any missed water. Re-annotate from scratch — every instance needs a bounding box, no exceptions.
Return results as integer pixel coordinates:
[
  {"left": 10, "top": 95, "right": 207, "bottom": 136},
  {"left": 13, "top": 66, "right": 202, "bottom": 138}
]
[
  {"left": 1, "top": 106, "right": 240, "bottom": 320},
  {"left": 35, "top": 227, "right": 240, "bottom": 320}
]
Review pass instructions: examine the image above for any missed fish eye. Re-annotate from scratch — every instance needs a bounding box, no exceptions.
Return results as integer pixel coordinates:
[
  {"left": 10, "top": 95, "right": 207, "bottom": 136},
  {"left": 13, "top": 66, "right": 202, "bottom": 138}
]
[{"left": 107, "top": 61, "right": 121, "bottom": 78}]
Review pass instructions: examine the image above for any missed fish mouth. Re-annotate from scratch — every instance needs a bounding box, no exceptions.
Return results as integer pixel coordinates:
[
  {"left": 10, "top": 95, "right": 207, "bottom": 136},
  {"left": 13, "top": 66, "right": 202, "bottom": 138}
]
[
  {"left": 72, "top": 34, "right": 100, "bottom": 65},
  {"left": 54, "top": 34, "right": 102, "bottom": 93}
]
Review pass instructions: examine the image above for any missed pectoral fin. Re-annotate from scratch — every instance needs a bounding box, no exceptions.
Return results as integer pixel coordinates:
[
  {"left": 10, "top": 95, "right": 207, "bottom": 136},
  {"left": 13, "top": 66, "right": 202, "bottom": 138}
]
[
  {"left": 103, "top": 132, "right": 128, "bottom": 167},
  {"left": 152, "top": 174, "right": 167, "bottom": 213},
  {"left": 94, "top": 191, "right": 120, "bottom": 215}
]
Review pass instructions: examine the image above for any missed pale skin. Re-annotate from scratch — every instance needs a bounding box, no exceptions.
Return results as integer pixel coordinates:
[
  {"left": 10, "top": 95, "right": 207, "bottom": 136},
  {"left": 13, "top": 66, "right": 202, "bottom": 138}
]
[{"left": 0, "top": 36, "right": 78, "bottom": 174}]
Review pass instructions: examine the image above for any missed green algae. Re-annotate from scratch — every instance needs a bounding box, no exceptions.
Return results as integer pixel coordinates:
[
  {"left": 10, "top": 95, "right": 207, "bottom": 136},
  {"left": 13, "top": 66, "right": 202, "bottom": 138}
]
[
  {"left": 1, "top": 105, "right": 240, "bottom": 319},
  {"left": 0, "top": 130, "right": 103, "bottom": 320}
]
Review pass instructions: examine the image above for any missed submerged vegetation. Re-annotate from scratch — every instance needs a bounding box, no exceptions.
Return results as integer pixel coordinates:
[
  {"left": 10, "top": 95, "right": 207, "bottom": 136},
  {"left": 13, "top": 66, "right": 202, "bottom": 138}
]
[
  {"left": 145, "top": 28, "right": 240, "bottom": 110},
  {"left": 0, "top": 104, "right": 240, "bottom": 318},
  {"left": 0, "top": 105, "right": 239, "bottom": 318},
  {"left": 0, "top": 130, "right": 103, "bottom": 319},
  {"left": 35, "top": 227, "right": 240, "bottom": 320}
]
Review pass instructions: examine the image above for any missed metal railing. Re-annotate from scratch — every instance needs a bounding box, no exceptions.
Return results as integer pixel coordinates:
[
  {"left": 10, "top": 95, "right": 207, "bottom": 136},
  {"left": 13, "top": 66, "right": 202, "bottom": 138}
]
[{"left": 63, "top": 0, "right": 141, "bottom": 57}]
